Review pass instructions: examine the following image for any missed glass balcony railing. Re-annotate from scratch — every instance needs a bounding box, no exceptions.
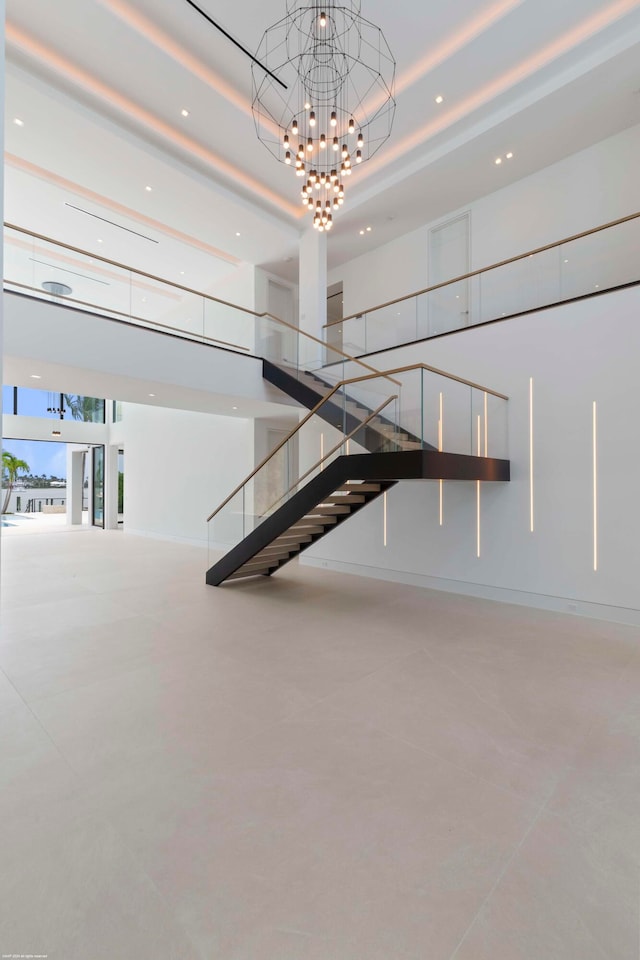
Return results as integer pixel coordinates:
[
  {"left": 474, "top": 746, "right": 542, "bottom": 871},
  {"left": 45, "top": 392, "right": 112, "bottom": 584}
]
[
  {"left": 207, "top": 363, "right": 508, "bottom": 566},
  {"left": 324, "top": 211, "right": 640, "bottom": 357},
  {"left": 3, "top": 222, "right": 382, "bottom": 387}
]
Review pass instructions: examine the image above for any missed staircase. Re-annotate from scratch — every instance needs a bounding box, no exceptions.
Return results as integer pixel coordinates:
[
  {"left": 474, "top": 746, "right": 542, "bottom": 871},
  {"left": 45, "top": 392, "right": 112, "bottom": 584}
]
[
  {"left": 262, "top": 359, "right": 430, "bottom": 453},
  {"left": 206, "top": 360, "right": 510, "bottom": 586}
]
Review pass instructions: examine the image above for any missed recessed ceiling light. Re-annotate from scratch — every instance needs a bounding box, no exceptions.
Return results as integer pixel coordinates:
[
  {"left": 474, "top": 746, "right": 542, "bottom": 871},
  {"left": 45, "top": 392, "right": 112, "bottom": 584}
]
[
  {"left": 30, "top": 374, "right": 41, "bottom": 379},
  {"left": 13, "top": 117, "right": 24, "bottom": 127},
  {"left": 181, "top": 108, "right": 190, "bottom": 117},
  {"left": 232, "top": 406, "right": 238, "bottom": 410},
  {"left": 495, "top": 157, "right": 502, "bottom": 165},
  {"left": 366, "top": 226, "right": 372, "bottom": 232},
  {"left": 97, "top": 238, "right": 103, "bottom": 243},
  {"left": 359, "top": 230, "right": 365, "bottom": 235},
  {"left": 141, "top": 297, "right": 147, "bottom": 303},
  {"left": 180, "top": 271, "right": 185, "bottom": 275},
  {"left": 435, "top": 95, "right": 444, "bottom": 104},
  {"left": 149, "top": 393, "right": 156, "bottom": 397},
  {"left": 594, "top": 284, "right": 599, "bottom": 289},
  {"left": 235, "top": 232, "right": 241, "bottom": 237},
  {"left": 145, "top": 185, "right": 152, "bottom": 192},
  {"left": 506, "top": 152, "right": 513, "bottom": 159},
  {"left": 564, "top": 259, "right": 569, "bottom": 264}
]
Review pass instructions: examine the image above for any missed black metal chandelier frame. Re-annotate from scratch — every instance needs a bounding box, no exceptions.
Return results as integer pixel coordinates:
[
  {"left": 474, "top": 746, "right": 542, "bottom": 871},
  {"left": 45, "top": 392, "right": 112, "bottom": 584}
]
[{"left": 252, "top": 1, "right": 395, "bottom": 230}]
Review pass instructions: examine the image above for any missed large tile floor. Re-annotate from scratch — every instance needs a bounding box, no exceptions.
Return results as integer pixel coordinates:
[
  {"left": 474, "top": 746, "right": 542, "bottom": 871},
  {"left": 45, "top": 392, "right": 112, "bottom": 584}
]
[{"left": 0, "top": 527, "right": 639, "bottom": 959}]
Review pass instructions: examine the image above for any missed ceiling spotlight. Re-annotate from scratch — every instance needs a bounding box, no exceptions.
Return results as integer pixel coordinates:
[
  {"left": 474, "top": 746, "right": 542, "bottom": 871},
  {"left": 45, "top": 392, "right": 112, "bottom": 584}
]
[
  {"left": 181, "top": 108, "right": 189, "bottom": 117},
  {"left": 97, "top": 238, "right": 103, "bottom": 243},
  {"left": 366, "top": 226, "right": 372, "bottom": 232},
  {"left": 145, "top": 185, "right": 152, "bottom": 192},
  {"left": 149, "top": 393, "right": 156, "bottom": 398},
  {"left": 235, "top": 231, "right": 241, "bottom": 237},
  {"left": 13, "top": 117, "right": 24, "bottom": 126},
  {"left": 435, "top": 95, "right": 444, "bottom": 104},
  {"left": 359, "top": 229, "right": 365, "bottom": 235},
  {"left": 495, "top": 157, "right": 502, "bottom": 165},
  {"left": 30, "top": 374, "right": 41, "bottom": 379},
  {"left": 506, "top": 152, "right": 514, "bottom": 159}
]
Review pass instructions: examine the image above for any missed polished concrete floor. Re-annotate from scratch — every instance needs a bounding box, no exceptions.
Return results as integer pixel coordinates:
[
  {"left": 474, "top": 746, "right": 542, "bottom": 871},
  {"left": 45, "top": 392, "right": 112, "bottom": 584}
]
[{"left": 1, "top": 527, "right": 639, "bottom": 959}]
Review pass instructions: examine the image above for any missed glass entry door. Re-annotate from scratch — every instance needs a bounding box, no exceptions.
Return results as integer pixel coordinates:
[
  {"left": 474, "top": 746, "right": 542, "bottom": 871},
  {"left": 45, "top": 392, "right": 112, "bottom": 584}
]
[{"left": 92, "top": 445, "right": 104, "bottom": 527}]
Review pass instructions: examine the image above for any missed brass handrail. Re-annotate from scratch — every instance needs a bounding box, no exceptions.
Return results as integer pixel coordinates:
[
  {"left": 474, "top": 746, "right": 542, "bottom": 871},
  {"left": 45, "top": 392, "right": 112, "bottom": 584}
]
[
  {"left": 324, "top": 209, "right": 640, "bottom": 327},
  {"left": 3, "top": 221, "right": 387, "bottom": 380},
  {"left": 207, "top": 361, "right": 508, "bottom": 522},
  {"left": 262, "top": 393, "right": 398, "bottom": 517}
]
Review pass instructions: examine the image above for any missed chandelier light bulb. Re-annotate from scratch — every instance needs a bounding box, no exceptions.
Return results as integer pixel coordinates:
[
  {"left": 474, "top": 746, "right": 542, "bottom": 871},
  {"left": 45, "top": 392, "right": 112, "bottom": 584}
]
[
  {"left": 285, "top": 151, "right": 292, "bottom": 164},
  {"left": 332, "top": 137, "right": 339, "bottom": 151},
  {"left": 291, "top": 119, "right": 298, "bottom": 134},
  {"left": 320, "top": 11, "right": 327, "bottom": 26},
  {"left": 307, "top": 138, "right": 313, "bottom": 152},
  {"left": 356, "top": 149, "right": 362, "bottom": 162},
  {"left": 357, "top": 133, "right": 364, "bottom": 148},
  {"left": 298, "top": 144, "right": 305, "bottom": 158},
  {"left": 304, "top": 101, "right": 311, "bottom": 110},
  {"left": 341, "top": 144, "right": 348, "bottom": 158},
  {"left": 330, "top": 111, "right": 337, "bottom": 127},
  {"left": 320, "top": 134, "right": 326, "bottom": 149},
  {"left": 348, "top": 118, "right": 355, "bottom": 133},
  {"left": 283, "top": 134, "right": 289, "bottom": 148},
  {"left": 309, "top": 111, "right": 316, "bottom": 127}
]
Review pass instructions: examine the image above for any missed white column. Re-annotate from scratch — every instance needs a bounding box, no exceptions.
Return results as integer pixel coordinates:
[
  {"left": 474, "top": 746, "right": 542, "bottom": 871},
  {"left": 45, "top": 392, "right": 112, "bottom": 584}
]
[
  {"left": 67, "top": 447, "right": 86, "bottom": 525},
  {"left": 298, "top": 225, "right": 327, "bottom": 367}
]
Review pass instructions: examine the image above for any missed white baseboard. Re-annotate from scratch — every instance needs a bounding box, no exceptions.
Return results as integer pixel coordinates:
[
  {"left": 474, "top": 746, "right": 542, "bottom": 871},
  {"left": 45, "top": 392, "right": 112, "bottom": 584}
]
[{"left": 301, "top": 556, "right": 640, "bottom": 627}]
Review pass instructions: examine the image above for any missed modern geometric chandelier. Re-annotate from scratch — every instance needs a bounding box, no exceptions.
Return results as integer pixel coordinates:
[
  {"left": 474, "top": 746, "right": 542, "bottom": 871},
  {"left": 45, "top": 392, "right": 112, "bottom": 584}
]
[{"left": 252, "top": 1, "right": 395, "bottom": 231}]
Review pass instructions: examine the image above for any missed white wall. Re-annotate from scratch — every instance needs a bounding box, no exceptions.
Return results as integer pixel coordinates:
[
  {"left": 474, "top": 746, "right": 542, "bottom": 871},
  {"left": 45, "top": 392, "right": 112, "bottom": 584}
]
[
  {"left": 332, "top": 123, "right": 640, "bottom": 319},
  {"left": 118, "top": 402, "right": 254, "bottom": 546},
  {"left": 303, "top": 285, "right": 640, "bottom": 624}
]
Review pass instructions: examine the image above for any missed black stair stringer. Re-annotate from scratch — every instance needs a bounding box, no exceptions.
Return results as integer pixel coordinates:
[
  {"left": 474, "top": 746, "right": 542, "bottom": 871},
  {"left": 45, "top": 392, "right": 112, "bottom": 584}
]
[
  {"left": 262, "top": 358, "right": 436, "bottom": 453},
  {"left": 206, "top": 450, "right": 510, "bottom": 586}
]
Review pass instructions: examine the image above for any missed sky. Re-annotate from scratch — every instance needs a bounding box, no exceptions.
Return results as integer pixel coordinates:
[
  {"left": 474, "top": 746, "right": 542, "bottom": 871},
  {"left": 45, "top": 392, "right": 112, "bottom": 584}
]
[{"left": 2, "top": 438, "right": 68, "bottom": 479}]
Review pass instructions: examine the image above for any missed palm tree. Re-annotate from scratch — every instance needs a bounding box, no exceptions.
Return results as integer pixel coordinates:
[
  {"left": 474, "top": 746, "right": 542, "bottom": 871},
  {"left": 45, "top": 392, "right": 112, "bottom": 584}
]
[{"left": 2, "top": 451, "right": 31, "bottom": 514}]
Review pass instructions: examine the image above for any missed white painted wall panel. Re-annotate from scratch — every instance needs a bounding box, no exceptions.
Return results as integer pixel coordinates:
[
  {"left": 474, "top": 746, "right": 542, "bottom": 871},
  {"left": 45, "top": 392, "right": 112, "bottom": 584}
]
[{"left": 304, "top": 286, "right": 640, "bottom": 620}]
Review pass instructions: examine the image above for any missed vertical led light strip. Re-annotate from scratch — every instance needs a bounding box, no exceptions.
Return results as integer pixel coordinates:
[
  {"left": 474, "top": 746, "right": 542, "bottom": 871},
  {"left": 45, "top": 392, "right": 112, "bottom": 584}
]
[
  {"left": 593, "top": 401, "right": 598, "bottom": 572},
  {"left": 476, "top": 414, "right": 481, "bottom": 558},
  {"left": 529, "top": 377, "right": 534, "bottom": 533},
  {"left": 438, "top": 392, "right": 443, "bottom": 526},
  {"left": 484, "top": 392, "right": 488, "bottom": 457},
  {"left": 383, "top": 490, "right": 388, "bottom": 546}
]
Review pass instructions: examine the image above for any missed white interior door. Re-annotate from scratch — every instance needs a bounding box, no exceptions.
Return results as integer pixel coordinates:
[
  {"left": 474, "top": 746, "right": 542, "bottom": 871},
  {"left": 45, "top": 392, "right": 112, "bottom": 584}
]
[{"left": 428, "top": 213, "right": 470, "bottom": 335}]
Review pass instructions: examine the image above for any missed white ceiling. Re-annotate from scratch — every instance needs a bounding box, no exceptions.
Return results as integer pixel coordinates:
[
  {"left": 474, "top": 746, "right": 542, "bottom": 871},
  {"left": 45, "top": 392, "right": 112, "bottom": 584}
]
[{"left": 5, "top": 0, "right": 640, "bottom": 286}]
